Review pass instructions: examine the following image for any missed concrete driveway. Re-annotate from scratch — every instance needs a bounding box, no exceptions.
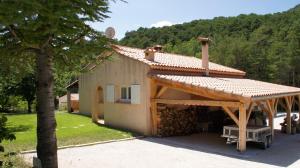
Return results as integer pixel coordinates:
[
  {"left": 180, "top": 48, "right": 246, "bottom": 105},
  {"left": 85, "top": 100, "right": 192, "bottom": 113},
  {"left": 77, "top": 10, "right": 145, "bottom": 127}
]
[{"left": 24, "top": 115, "right": 300, "bottom": 168}]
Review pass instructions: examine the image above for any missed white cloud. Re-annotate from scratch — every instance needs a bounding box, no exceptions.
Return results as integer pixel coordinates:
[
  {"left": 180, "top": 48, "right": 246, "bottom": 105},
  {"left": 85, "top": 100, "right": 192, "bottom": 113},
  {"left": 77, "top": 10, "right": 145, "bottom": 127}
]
[{"left": 150, "top": 20, "right": 173, "bottom": 28}]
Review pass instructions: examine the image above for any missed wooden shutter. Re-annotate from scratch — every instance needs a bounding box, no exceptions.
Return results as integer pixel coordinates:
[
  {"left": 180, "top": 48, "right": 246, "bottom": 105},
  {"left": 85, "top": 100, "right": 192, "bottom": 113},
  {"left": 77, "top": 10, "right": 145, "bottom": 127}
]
[
  {"left": 106, "top": 85, "right": 114, "bottom": 103},
  {"left": 131, "top": 84, "right": 140, "bottom": 104}
]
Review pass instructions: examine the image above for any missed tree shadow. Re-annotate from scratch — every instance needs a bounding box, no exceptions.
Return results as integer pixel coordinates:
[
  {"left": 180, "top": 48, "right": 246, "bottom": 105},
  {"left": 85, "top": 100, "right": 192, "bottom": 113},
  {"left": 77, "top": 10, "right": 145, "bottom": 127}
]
[
  {"left": 143, "top": 130, "right": 300, "bottom": 167},
  {"left": 8, "top": 124, "right": 33, "bottom": 133}
]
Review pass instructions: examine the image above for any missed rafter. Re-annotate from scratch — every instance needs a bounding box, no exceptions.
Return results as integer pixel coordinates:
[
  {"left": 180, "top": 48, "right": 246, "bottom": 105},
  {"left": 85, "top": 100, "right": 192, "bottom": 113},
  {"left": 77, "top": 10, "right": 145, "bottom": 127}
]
[
  {"left": 256, "top": 101, "right": 271, "bottom": 115},
  {"left": 222, "top": 106, "right": 239, "bottom": 126},
  {"left": 154, "top": 99, "right": 241, "bottom": 107},
  {"left": 266, "top": 100, "right": 274, "bottom": 117},
  {"left": 246, "top": 102, "right": 255, "bottom": 123},
  {"left": 155, "top": 86, "right": 168, "bottom": 98}
]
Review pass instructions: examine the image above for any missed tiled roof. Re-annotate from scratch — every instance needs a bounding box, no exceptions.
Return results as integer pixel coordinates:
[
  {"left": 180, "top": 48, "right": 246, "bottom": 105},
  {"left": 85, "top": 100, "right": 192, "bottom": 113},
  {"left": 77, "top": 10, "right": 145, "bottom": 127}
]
[
  {"left": 151, "top": 74, "right": 300, "bottom": 98},
  {"left": 113, "top": 45, "right": 245, "bottom": 76}
]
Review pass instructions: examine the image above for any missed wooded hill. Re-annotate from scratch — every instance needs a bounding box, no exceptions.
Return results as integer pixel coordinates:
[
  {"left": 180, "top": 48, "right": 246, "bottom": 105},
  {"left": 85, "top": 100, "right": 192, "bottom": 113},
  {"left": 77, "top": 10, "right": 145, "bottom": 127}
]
[{"left": 120, "top": 5, "right": 300, "bottom": 87}]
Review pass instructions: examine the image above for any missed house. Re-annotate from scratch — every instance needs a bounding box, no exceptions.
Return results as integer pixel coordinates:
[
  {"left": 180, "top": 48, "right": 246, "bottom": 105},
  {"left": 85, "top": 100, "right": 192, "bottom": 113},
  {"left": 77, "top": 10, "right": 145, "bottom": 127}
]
[
  {"left": 78, "top": 37, "right": 300, "bottom": 152},
  {"left": 59, "top": 93, "right": 79, "bottom": 112}
]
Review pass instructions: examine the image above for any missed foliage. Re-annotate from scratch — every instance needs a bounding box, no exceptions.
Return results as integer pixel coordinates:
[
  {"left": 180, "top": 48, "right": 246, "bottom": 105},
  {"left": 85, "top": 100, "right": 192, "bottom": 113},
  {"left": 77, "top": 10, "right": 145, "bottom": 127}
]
[
  {"left": 0, "top": 155, "right": 31, "bottom": 168},
  {"left": 13, "top": 74, "right": 36, "bottom": 113},
  {"left": 0, "top": 114, "right": 16, "bottom": 167},
  {"left": 0, "top": 115, "right": 15, "bottom": 151},
  {"left": 120, "top": 5, "right": 300, "bottom": 87},
  {"left": 0, "top": 0, "right": 114, "bottom": 166}
]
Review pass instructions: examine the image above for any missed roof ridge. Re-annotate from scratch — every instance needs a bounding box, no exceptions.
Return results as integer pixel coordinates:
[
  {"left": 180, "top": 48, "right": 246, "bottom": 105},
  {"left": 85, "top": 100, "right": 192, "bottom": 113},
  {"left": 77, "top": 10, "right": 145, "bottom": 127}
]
[
  {"left": 114, "top": 44, "right": 203, "bottom": 60},
  {"left": 113, "top": 44, "right": 144, "bottom": 52}
]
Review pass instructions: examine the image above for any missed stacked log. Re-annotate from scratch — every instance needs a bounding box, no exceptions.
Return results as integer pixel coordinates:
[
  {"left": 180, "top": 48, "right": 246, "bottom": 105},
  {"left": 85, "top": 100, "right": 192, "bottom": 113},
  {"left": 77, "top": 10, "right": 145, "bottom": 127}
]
[{"left": 157, "top": 105, "right": 198, "bottom": 137}]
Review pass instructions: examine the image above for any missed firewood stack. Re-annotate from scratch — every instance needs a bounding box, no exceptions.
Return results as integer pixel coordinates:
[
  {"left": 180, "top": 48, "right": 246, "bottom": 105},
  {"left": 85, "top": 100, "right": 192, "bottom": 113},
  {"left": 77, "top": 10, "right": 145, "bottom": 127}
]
[{"left": 157, "top": 105, "right": 198, "bottom": 137}]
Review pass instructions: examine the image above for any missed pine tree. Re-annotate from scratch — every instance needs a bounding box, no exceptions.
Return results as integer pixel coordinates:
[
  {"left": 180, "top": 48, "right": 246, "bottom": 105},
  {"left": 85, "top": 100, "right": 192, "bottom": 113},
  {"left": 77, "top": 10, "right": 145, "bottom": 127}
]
[{"left": 0, "top": 1, "right": 112, "bottom": 167}]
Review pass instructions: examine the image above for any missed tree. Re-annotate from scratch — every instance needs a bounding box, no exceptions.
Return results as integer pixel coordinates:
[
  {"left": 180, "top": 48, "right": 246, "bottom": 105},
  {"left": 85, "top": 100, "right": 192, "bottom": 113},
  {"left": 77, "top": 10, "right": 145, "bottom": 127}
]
[
  {"left": 0, "top": 1, "right": 112, "bottom": 167},
  {"left": 14, "top": 74, "right": 36, "bottom": 113}
]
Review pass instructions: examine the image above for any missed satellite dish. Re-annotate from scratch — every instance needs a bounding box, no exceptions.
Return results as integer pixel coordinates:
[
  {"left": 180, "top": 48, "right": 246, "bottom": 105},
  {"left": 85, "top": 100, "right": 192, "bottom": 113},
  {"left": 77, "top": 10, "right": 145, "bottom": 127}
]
[{"left": 105, "top": 27, "right": 115, "bottom": 39}]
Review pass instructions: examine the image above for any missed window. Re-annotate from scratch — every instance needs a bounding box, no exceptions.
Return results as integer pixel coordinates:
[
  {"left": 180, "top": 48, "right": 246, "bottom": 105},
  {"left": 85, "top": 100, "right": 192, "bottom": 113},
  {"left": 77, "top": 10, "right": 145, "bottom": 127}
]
[{"left": 120, "top": 86, "right": 131, "bottom": 101}]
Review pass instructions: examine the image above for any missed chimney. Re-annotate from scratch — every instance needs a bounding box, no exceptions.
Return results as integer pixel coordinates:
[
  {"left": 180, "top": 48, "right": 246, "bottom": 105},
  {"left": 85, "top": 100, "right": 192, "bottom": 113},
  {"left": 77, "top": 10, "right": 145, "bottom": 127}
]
[
  {"left": 198, "top": 37, "right": 210, "bottom": 76},
  {"left": 153, "top": 45, "right": 163, "bottom": 52},
  {"left": 144, "top": 47, "right": 156, "bottom": 61},
  {"left": 144, "top": 45, "right": 163, "bottom": 61}
]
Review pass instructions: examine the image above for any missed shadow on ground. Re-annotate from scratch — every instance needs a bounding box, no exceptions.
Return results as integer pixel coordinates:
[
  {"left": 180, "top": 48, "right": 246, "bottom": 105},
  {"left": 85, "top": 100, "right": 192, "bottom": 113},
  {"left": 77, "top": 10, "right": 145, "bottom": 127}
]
[
  {"left": 144, "top": 130, "right": 300, "bottom": 167},
  {"left": 8, "top": 124, "right": 33, "bottom": 132}
]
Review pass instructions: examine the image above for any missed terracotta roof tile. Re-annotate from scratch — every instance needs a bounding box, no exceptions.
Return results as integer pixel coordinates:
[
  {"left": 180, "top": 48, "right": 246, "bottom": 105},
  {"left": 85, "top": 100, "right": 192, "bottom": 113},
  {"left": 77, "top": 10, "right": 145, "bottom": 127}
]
[
  {"left": 113, "top": 45, "right": 245, "bottom": 76},
  {"left": 152, "top": 74, "right": 300, "bottom": 98}
]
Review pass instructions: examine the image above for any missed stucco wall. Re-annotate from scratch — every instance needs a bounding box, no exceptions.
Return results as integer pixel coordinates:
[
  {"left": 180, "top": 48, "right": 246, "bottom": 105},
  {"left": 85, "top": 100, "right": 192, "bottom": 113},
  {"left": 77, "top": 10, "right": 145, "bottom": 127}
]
[{"left": 79, "top": 54, "right": 152, "bottom": 135}]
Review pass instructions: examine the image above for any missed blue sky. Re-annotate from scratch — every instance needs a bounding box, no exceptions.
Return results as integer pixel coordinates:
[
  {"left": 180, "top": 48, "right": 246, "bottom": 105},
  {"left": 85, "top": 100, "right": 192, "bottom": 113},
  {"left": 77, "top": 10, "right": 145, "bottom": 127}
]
[{"left": 90, "top": 0, "right": 300, "bottom": 39}]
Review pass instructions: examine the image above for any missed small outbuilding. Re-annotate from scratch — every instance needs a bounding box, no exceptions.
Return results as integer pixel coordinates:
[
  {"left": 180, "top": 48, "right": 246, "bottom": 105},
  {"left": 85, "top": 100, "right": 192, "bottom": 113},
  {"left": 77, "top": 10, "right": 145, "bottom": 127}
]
[
  {"left": 78, "top": 38, "right": 300, "bottom": 152},
  {"left": 59, "top": 93, "right": 79, "bottom": 112}
]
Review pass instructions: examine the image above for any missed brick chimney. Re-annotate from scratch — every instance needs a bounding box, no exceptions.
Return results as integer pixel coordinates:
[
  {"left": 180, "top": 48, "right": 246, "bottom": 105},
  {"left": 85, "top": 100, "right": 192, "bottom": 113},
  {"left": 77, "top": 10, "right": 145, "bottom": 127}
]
[{"left": 198, "top": 37, "right": 210, "bottom": 76}]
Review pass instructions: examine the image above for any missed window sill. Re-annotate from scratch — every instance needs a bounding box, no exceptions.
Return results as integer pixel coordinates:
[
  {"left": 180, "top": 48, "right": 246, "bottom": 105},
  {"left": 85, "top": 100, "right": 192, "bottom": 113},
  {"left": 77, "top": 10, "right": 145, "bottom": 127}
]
[{"left": 116, "top": 100, "right": 131, "bottom": 104}]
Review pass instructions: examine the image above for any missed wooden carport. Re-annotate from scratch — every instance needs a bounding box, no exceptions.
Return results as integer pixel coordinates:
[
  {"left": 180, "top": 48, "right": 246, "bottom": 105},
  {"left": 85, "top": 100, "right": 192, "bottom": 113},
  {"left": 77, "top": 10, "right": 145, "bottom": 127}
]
[{"left": 150, "top": 74, "right": 300, "bottom": 152}]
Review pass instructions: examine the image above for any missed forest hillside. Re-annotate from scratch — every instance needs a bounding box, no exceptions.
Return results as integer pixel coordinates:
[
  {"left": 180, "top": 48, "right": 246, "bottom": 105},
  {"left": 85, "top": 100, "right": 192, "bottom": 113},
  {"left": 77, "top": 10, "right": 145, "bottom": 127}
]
[{"left": 120, "top": 5, "right": 300, "bottom": 87}]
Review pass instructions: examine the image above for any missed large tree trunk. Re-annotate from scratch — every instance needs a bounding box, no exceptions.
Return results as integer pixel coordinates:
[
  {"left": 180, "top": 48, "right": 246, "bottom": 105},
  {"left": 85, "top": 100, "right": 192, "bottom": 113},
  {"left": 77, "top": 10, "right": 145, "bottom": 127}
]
[{"left": 36, "top": 49, "right": 58, "bottom": 168}]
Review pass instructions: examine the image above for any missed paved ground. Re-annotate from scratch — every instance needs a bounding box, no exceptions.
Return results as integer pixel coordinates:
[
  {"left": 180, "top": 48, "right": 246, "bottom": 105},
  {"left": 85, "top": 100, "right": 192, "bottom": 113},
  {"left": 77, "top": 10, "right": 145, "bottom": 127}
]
[{"left": 24, "top": 115, "right": 300, "bottom": 168}]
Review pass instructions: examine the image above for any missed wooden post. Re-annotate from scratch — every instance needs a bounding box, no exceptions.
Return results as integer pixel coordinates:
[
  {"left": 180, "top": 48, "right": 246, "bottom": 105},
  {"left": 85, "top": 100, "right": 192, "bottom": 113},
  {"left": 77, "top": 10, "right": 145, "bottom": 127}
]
[
  {"left": 269, "top": 115, "right": 274, "bottom": 138},
  {"left": 67, "top": 90, "right": 71, "bottom": 112},
  {"left": 238, "top": 104, "right": 247, "bottom": 152},
  {"left": 266, "top": 100, "right": 275, "bottom": 139},
  {"left": 151, "top": 101, "right": 158, "bottom": 135},
  {"left": 150, "top": 80, "right": 158, "bottom": 135},
  {"left": 284, "top": 97, "right": 292, "bottom": 134}
]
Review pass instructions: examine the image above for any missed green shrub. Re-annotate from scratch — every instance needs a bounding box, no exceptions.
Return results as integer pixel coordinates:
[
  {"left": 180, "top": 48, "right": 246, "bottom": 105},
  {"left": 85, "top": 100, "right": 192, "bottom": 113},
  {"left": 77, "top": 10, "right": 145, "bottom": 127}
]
[{"left": 0, "top": 115, "right": 16, "bottom": 167}]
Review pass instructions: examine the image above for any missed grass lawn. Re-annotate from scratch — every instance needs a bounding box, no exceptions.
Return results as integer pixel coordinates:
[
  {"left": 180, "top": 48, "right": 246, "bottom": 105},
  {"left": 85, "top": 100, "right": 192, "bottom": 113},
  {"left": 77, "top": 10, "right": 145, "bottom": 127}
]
[{"left": 3, "top": 112, "right": 134, "bottom": 152}]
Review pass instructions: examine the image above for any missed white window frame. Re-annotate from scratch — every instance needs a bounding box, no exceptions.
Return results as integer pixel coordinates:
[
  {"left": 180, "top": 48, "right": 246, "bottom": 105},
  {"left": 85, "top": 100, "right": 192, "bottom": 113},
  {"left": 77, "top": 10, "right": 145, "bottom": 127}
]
[{"left": 120, "top": 86, "right": 131, "bottom": 102}]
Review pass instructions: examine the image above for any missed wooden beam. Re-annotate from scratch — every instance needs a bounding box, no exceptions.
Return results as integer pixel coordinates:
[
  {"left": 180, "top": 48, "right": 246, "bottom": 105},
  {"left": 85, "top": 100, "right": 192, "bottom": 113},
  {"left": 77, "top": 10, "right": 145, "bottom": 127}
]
[
  {"left": 238, "top": 104, "right": 247, "bottom": 152},
  {"left": 151, "top": 101, "right": 158, "bottom": 135},
  {"left": 222, "top": 106, "right": 239, "bottom": 126},
  {"left": 153, "top": 78, "right": 250, "bottom": 103},
  {"left": 256, "top": 101, "right": 271, "bottom": 116},
  {"left": 154, "top": 99, "right": 241, "bottom": 107},
  {"left": 289, "top": 96, "right": 295, "bottom": 110},
  {"left": 156, "top": 86, "right": 168, "bottom": 98},
  {"left": 274, "top": 98, "right": 279, "bottom": 115},
  {"left": 278, "top": 99, "right": 289, "bottom": 112},
  {"left": 150, "top": 80, "right": 158, "bottom": 135},
  {"left": 266, "top": 100, "right": 274, "bottom": 117},
  {"left": 266, "top": 100, "right": 275, "bottom": 138},
  {"left": 246, "top": 102, "right": 255, "bottom": 123},
  {"left": 284, "top": 96, "right": 292, "bottom": 134},
  {"left": 251, "top": 92, "right": 300, "bottom": 101}
]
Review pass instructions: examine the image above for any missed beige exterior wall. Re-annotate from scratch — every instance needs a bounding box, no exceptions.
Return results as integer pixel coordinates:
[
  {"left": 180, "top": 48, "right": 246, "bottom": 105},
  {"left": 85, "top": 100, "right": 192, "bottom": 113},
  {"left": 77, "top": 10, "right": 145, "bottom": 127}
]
[{"left": 79, "top": 54, "right": 152, "bottom": 135}]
